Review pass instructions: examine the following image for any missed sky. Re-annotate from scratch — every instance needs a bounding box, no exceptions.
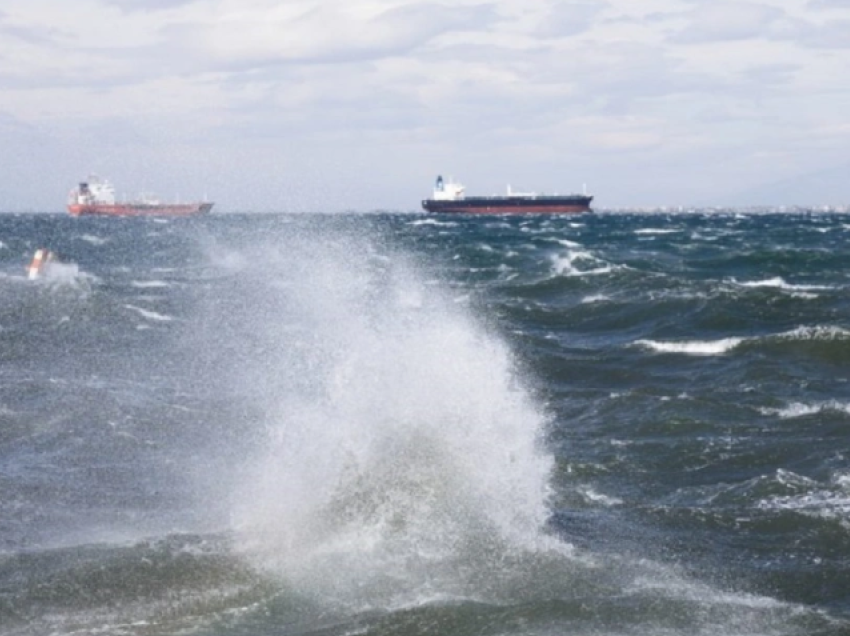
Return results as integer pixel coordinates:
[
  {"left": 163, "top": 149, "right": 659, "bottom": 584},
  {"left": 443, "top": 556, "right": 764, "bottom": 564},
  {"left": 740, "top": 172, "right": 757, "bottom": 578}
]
[{"left": 1, "top": 0, "right": 849, "bottom": 212}]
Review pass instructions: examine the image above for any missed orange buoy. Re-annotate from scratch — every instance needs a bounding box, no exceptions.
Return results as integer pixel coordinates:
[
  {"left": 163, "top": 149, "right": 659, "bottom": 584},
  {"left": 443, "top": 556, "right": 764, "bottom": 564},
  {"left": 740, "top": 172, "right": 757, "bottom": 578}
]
[{"left": 27, "top": 248, "right": 55, "bottom": 280}]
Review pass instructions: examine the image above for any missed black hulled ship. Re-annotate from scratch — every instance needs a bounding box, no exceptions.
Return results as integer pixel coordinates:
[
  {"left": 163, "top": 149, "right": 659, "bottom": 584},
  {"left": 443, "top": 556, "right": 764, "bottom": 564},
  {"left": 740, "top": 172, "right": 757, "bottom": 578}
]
[{"left": 421, "top": 175, "right": 592, "bottom": 215}]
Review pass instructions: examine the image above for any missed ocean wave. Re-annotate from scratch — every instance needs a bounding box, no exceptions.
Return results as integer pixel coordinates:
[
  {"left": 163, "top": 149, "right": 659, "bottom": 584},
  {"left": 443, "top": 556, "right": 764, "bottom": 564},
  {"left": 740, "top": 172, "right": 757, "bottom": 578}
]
[
  {"left": 545, "top": 237, "right": 583, "bottom": 248},
  {"left": 663, "top": 469, "right": 820, "bottom": 509},
  {"left": 0, "top": 534, "right": 267, "bottom": 636},
  {"left": 407, "top": 218, "right": 458, "bottom": 227},
  {"left": 756, "top": 472, "right": 850, "bottom": 522},
  {"left": 759, "top": 401, "right": 850, "bottom": 419},
  {"left": 635, "top": 325, "right": 850, "bottom": 357},
  {"left": 581, "top": 294, "right": 611, "bottom": 304},
  {"left": 634, "top": 337, "right": 745, "bottom": 356},
  {"left": 773, "top": 325, "right": 850, "bottom": 341},
  {"left": 77, "top": 234, "right": 109, "bottom": 246},
  {"left": 124, "top": 304, "right": 174, "bottom": 322},
  {"left": 577, "top": 485, "right": 623, "bottom": 507},
  {"left": 634, "top": 228, "right": 681, "bottom": 235},
  {"left": 730, "top": 276, "right": 833, "bottom": 292},
  {"left": 131, "top": 280, "right": 172, "bottom": 289},
  {"left": 550, "top": 249, "right": 621, "bottom": 278}
]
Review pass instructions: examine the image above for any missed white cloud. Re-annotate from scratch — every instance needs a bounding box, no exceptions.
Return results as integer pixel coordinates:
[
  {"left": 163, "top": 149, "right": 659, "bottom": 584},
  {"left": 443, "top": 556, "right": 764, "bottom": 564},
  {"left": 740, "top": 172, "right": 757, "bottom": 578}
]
[
  {"left": 0, "top": 0, "right": 849, "bottom": 210},
  {"left": 534, "top": 1, "right": 607, "bottom": 38},
  {"left": 104, "top": 0, "right": 197, "bottom": 11},
  {"left": 807, "top": 0, "right": 850, "bottom": 8},
  {"left": 670, "top": 2, "right": 789, "bottom": 43},
  {"left": 190, "top": 2, "right": 498, "bottom": 67}
]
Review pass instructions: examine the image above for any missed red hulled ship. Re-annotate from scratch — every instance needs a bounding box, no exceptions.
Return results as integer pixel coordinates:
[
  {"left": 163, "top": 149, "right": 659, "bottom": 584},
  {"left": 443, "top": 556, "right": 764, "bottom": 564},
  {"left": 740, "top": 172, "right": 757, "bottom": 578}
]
[{"left": 67, "top": 176, "right": 213, "bottom": 217}]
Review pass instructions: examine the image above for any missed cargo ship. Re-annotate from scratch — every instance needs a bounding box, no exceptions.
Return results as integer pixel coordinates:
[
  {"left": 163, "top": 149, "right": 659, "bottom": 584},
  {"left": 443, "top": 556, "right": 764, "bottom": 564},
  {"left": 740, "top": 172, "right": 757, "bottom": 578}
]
[
  {"left": 67, "top": 176, "right": 213, "bottom": 217},
  {"left": 421, "top": 175, "right": 592, "bottom": 214}
]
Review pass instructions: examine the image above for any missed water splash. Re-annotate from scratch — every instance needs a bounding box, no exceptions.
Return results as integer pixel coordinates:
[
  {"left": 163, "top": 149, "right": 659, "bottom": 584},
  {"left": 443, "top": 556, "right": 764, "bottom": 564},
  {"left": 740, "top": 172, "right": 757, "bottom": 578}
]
[{"left": 201, "top": 226, "right": 557, "bottom": 608}]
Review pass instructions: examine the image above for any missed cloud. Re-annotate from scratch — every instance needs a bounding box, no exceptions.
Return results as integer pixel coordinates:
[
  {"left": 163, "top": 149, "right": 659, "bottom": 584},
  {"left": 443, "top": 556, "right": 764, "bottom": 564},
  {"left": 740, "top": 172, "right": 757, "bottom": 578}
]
[
  {"left": 793, "top": 17, "right": 850, "bottom": 48},
  {"left": 103, "top": 0, "right": 197, "bottom": 11},
  {"left": 739, "top": 62, "right": 799, "bottom": 87},
  {"left": 670, "top": 2, "right": 788, "bottom": 43},
  {"left": 192, "top": 2, "right": 499, "bottom": 68},
  {"left": 807, "top": 0, "right": 850, "bottom": 8},
  {"left": 0, "top": 9, "right": 63, "bottom": 46},
  {"left": 535, "top": 1, "right": 608, "bottom": 38}
]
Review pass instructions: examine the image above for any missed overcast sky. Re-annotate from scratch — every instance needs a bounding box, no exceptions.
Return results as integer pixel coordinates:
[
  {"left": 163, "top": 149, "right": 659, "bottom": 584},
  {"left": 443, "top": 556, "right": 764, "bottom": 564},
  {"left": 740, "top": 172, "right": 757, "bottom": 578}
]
[{"left": 1, "top": 0, "right": 849, "bottom": 211}]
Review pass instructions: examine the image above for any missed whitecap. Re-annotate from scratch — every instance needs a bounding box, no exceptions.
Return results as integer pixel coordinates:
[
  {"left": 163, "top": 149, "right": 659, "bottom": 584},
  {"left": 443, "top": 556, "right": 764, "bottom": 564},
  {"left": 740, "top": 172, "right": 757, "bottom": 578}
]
[
  {"left": 634, "top": 337, "right": 745, "bottom": 355},
  {"left": 775, "top": 325, "right": 850, "bottom": 341},
  {"left": 581, "top": 294, "right": 610, "bottom": 304},
  {"left": 547, "top": 238, "right": 582, "bottom": 248},
  {"left": 124, "top": 304, "right": 174, "bottom": 322},
  {"left": 408, "top": 218, "right": 457, "bottom": 227},
  {"left": 759, "top": 401, "right": 850, "bottom": 419},
  {"left": 732, "top": 277, "right": 832, "bottom": 292},
  {"left": 758, "top": 486, "right": 850, "bottom": 521},
  {"left": 578, "top": 486, "right": 623, "bottom": 507},
  {"left": 550, "top": 250, "right": 619, "bottom": 277},
  {"left": 634, "top": 228, "right": 680, "bottom": 235}
]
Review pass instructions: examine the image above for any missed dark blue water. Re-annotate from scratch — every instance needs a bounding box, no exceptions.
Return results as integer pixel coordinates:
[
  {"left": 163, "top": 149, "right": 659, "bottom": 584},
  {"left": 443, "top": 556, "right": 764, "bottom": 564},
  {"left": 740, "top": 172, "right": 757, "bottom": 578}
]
[{"left": 2, "top": 211, "right": 850, "bottom": 635}]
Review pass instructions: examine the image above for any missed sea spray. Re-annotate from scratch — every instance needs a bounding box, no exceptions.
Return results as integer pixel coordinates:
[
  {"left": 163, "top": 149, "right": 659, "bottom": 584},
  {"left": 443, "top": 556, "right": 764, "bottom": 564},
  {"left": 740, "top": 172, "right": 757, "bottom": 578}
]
[{"left": 202, "top": 225, "right": 558, "bottom": 607}]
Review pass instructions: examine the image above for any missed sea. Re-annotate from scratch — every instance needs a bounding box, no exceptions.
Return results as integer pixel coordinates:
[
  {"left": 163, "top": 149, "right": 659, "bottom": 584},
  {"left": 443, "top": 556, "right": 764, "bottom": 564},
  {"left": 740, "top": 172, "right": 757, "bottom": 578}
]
[{"left": 2, "top": 210, "right": 850, "bottom": 636}]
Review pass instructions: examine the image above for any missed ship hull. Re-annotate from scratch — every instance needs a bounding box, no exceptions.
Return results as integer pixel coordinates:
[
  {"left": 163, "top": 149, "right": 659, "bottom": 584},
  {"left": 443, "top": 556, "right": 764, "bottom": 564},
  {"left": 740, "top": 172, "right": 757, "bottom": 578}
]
[
  {"left": 67, "top": 202, "right": 213, "bottom": 217},
  {"left": 421, "top": 195, "right": 592, "bottom": 215}
]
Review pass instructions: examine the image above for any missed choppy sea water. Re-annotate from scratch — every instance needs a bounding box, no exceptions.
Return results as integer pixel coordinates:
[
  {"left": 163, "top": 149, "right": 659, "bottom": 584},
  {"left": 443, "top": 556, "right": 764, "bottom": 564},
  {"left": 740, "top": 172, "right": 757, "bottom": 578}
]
[{"left": 2, "top": 210, "right": 850, "bottom": 636}]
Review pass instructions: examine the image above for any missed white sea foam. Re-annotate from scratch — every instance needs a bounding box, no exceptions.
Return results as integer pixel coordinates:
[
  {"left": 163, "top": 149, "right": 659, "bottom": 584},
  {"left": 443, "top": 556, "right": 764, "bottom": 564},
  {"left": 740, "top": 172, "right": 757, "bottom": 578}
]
[
  {"left": 637, "top": 324, "right": 850, "bottom": 357},
  {"left": 634, "top": 228, "right": 680, "bottom": 235},
  {"left": 635, "top": 337, "right": 745, "bottom": 355},
  {"left": 131, "top": 280, "right": 171, "bottom": 289},
  {"left": 578, "top": 486, "right": 623, "bottom": 507},
  {"left": 79, "top": 234, "right": 109, "bottom": 246},
  {"left": 407, "top": 218, "right": 457, "bottom": 227},
  {"left": 757, "top": 471, "right": 850, "bottom": 521},
  {"left": 775, "top": 325, "right": 850, "bottom": 341},
  {"left": 550, "top": 249, "right": 618, "bottom": 277},
  {"left": 581, "top": 294, "right": 610, "bottom": 304},
  {"left": 689, "top": 231, "right": 720, "bottom": 241},
  {"left": 760, "top": 401, "right": 850, "bottom": 419},
  {"left": 549, "top": 238, "right": 582, "bottom": 248},
  {"left": 732, "top": 277, "right": 831, "bottom": 292},
  {"left": 124, "top": 304, "right": 173, "bottom": 322}
]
